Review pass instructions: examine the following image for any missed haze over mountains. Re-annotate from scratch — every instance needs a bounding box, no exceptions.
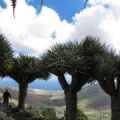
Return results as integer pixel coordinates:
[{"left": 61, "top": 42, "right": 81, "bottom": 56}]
[
  {"left": 0, "top": 74, "right": 72, "bottom": 90},
  {"left": 0, "top": 77, "right": 63, "bottom": 91}
]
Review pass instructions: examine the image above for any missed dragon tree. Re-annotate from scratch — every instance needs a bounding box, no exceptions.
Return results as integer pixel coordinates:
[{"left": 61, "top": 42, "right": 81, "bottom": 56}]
[
  {"left": 41, "top": 36, "right": 107, "bottom": 120},
  {"left": 9, "top": 55, "right": 50, "bottom": 110},
  {"left": 96, "top": 49, "right": 120, "bottom": 120}
]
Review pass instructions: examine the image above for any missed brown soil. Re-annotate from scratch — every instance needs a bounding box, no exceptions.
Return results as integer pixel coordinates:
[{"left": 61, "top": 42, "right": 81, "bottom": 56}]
[
  {"left": 0, "top": 103, "right": 43, "bottom": 120},
  {"left": 0, "top": 103, "right": 14, "bottom": 120}
]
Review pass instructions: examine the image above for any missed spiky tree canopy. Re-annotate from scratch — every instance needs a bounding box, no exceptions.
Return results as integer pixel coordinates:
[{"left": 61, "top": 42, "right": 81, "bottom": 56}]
[
  {"left": 0, "top": 34, "right": 13, "bottom": 77},
  {"left": 95, "top": 49, "right": 120, "bottom": 96},
  {"left": 9, "top": 55, "right": 50, "bottom": 83},
  {"left": 42, "top": 36, "right": 107, "bottom": 76},
  {"left": 80, "top": 36, "right": 107, "bottom": 78},
  {"left": 42, "top": 42, "right": 90, "bottom": 78},
  {"left": 41, "top": 36, "right": 107, "bottom": 91},
  {"left": 96, "top": 50, "right": 117, "bottom": 80}
]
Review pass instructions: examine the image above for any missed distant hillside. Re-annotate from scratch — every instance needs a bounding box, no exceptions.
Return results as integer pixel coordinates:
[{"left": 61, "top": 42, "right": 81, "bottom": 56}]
[
  {"left": 0, "top": 86, "right": 63, "bottom": 107},
  {"left": 77, "top": 84, "right": 111, "bottom": 120},
  {"left": 0, "top": 84, "right": 111, "bottom": 120},
  {"left": 78, "top": 84, "right": 110, "bottom": 109}
]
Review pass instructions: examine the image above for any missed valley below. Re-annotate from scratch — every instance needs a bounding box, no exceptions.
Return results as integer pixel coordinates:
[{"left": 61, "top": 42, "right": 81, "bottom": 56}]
[{"left": 0, "top": 84, "right": 111, "bottom": 120}]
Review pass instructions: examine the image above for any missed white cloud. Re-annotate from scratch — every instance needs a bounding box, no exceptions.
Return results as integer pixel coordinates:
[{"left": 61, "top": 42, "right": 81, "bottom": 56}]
[
  {"left": 0, "top": 0, "right": 120, "bottom": 56},
  {"left": 71, "top": 0, "right": 120, "bottom": 51},
  {"left": 0, "top": 0, "right": 73, "bottom": 56}
]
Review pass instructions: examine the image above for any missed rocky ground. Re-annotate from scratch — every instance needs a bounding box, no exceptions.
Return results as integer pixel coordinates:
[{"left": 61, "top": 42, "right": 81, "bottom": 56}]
[
  {"left": 0, "top": 102, "right": 63, "bottom": 120},
  {"left": 0, "top": 103, "right": 15, "bottom": 120},
  {"left": 0, "top": 102, "right": 43, "bottom": 120}
]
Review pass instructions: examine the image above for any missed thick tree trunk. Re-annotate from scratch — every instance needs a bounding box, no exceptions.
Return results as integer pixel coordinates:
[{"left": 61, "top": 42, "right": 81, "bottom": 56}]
[
  {"left": 18, "top": 83, "right": 28, "bottom": 110},
  {"left": 111, "top": 96, "right": 120, "bottom": 120},
  {"left": 65, "top": 90, "right": 77, "bottom": 120}
]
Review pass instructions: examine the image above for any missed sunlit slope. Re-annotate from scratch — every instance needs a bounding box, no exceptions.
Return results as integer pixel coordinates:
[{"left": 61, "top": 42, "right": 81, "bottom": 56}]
[
  {"left": 77, "top": 84, "right": 110, "bottom": 109},
  {"left": 0, "top": 84, "right": 110, "bottom": 109}
]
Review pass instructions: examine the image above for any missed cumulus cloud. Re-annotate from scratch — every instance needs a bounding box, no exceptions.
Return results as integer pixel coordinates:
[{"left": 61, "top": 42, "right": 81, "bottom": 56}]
[
  {"left": 0, "top": 0, "right": 74, "bottom": 56},
  {"left": 0, "top": 0, "right": 120, "bottom": 56},
  {"left": 71, "top": 0, "right": 120, "bottom": 51}
]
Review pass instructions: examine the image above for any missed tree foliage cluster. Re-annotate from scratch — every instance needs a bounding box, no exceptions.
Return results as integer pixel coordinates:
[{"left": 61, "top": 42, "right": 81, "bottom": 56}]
[
  {"left": 0, "top": 34, "right": 13, "bottom": 77},
  {"left": 1, "top": 33, "right": 120, "bottom": 120}
]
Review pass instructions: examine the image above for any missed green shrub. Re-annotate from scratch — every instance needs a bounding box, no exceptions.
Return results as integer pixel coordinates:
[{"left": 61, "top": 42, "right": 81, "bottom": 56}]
[
  {"left": 64, "top": 108, "right": 88, "bottom": 120},
  {"left": 41, "top": 108, "right": 57, "bottom": 119},
  {"left": 27, "top": 106, "right": 41, "bottom": 116},
  {"left": 77, "top": 109, "right": 88, "bottom": 120}
]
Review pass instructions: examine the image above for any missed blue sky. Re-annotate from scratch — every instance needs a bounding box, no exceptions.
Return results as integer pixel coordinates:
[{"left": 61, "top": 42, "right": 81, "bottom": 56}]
[
  {"left": 0, "top": 0, "right": 6, "bottom": 8},
  {"left": 26, "top": 0, "right": 86, "bottom": 22},
  {"left": 0, "top": 75, "right": 71, "bottom": 90},
  {"left": 0, "top": 0, "right": 120, "bottom": 89},
  {"left": 0, "top": 0, "right": 86, "bottom": 22}
]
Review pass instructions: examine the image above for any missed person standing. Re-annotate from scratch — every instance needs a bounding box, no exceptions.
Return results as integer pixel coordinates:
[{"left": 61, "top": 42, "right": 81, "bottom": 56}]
[{"left": 2, "top": 89, "right": 11, "bottom": 108}]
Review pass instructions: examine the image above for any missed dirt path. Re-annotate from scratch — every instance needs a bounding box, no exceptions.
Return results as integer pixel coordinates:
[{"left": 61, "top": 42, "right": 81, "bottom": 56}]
[
  {"left": 0, "top": 102, "right": 30, "bottom": 120},
  {"left": 0, "top": 103, "right": 15, "bottom": 120},
  {"left": 0, "top": 102, "right": 44, "bottom": 120}
]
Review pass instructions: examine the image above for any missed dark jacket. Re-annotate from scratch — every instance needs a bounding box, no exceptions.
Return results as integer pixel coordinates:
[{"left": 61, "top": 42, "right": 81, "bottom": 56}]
[{"left": 2, "top": 91, "right": 11, "bottom": 99}]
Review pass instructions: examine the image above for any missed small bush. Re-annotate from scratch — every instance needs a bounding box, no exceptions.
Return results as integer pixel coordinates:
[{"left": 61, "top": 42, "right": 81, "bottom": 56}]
[
  {"left": 64, "top": 108, "right": 88, "bottom": 120},
  {"left": 77, "top": 109, "right": 88, "bottom": 120},
  {"left": 41, "top": 108, "right": 57, "bottom": 119},
  {"left": 27, "top": 106, "right": 41, "bottom": 116}
]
